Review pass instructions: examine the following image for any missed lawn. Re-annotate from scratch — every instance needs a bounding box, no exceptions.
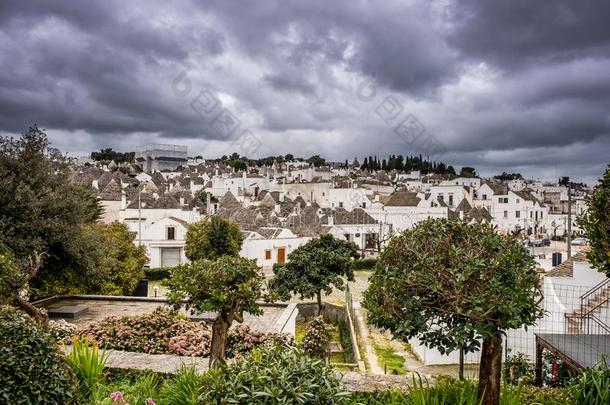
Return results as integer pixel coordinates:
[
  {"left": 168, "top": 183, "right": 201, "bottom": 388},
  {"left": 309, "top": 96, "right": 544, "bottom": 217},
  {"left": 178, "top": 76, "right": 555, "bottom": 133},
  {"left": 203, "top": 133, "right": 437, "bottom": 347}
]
[{"left": 372, "top": 340, "right": 406, "bottom": 375}]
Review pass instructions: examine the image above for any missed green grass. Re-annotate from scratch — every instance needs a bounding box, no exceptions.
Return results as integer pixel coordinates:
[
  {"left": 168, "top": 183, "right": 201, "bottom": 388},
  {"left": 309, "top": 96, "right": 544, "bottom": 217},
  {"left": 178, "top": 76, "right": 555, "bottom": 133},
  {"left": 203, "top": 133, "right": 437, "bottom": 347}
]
[
  {"left": 372, "top": 341, "right": 406, "bottom": 375},
  {"left": 295, "top": 320, "right": 308, "bottom": 344}
]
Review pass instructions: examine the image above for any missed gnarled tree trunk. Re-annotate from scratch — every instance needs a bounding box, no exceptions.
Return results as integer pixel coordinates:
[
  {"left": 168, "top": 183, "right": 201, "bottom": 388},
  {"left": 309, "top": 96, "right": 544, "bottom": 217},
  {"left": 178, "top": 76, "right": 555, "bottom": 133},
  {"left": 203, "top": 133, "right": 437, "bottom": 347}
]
[
  {"left": 15, "top": 295, "right": 49, "bottom": 328},
  {"left": 209, "top": 314, "right": 230, "bottom": 368},
  {"left": 477, "top": 331, "right": 503, "bottom": 405}
]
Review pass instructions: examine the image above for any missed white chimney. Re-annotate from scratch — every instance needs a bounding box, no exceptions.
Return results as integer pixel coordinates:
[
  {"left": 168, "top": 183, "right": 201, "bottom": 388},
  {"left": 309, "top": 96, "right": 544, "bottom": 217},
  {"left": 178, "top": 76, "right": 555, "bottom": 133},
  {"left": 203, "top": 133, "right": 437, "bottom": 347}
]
[
  {"left": 206, "top": 193, "right": 212, "bottom": 215},
  {"left": 274, "top": 203, "right": 281, "bottom": 214},
  {"left": 179, "top": 197, "right": 185, "bottom": 206},
  {"left": 190, "top": 179, "right": 195, "bottom": 190},
  {"left": 328, "top": 214, "right": 334, "bottom": 226},
  {"left": 92, "top": 179, "right": 99, "bottom": 190},
  {"left": 279, "top": 192, "right": 285, "bottom": 202}
]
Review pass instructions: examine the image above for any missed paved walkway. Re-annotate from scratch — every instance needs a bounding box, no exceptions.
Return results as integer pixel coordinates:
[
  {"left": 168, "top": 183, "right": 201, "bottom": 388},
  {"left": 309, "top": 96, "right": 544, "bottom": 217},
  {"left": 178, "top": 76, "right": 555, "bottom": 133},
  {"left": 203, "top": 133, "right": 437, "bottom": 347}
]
[
  {"left": 63, "top": 347, "right": 209, "bottom": 374},
  {"left": 352, "top": 302, "right": 383, "bottom": 375}
]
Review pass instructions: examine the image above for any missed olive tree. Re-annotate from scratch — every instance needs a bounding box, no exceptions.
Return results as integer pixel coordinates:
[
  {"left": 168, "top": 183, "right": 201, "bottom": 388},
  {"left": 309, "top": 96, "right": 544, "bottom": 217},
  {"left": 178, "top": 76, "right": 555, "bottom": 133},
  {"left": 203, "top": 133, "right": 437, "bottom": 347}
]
[
  {"left": 363, "top": 219, "right": 544, "bottom": 405},
  {"left": 578, "top": 165, "right": 610, "bottom": 277},
  {"left": 0, "top": 242, "right": 48, "bottom": 326},
  {"left": 185, "top": 216, "right": 243, "bottom": 261},
  {"left": 166, "top": 256, "right": 269, "bottom": 367},
  {"left": 271, "top": 234, "right": 359, "bottom": 314}
]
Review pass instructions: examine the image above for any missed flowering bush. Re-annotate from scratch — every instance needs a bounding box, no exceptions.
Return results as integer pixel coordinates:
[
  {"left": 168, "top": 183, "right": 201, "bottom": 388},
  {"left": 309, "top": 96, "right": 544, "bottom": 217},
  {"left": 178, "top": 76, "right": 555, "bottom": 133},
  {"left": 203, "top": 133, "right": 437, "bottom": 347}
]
[
  {"left": 301, "top": 316, "right": 333, "bottom": 358},
  {"left": 79, "top": 307, "right": 286, "bottom": 358},
  {"left": 227, "top": 324, "right": 294, "bottom": 358},
  {"left": 49, "top": 318, "right": 78, "bottom": 343},
  {"left": 167, "top": 320, "right": 211, "bottom": 356},
  {"left": 503, "top": 349, "right": 533, "bottom": 385}
]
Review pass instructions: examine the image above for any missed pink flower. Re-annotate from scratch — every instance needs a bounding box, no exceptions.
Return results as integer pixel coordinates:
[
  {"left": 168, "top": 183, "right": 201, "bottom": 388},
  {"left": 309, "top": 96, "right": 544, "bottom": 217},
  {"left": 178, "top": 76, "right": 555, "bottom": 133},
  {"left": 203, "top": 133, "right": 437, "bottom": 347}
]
[
  {"left": 145, "top": 399, "right": 157, "bottom": 405},
  {"left": 110, "top": 391, "right": 124, "bottom": 402}
]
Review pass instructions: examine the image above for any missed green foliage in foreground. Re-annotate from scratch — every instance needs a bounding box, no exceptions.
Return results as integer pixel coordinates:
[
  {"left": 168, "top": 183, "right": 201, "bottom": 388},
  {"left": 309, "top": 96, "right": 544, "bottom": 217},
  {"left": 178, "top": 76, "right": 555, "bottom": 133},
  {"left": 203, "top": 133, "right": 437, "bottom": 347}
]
[
  {"left": 572, "top": 357, "right": 610, "bottom": 405},
  {"left": 577, "top": 165, "right": 610, "bottom": 277},
  {"left": 65, "top": 336, "right": 107, "bottom": 402},
  {"left": 349, "top": 376, "right": 573, "bottom": 405},
  {"left": 0, "top": 306, "right": 76, "bottom": 404},
  {"left": 90, "top": 345, "right": 347, "bottom": 404}
]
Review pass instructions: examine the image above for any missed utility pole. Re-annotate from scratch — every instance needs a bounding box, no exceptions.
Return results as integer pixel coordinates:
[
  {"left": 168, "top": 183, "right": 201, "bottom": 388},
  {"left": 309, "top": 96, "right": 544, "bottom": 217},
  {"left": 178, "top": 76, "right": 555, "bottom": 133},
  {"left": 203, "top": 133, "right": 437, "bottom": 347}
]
[
  {"left": 138, "top": 186, "right": 142, "bottom": 247},
  {"left": 560, "top": 177, "right": 572, "bottom": 258},
  {"left": 567, "top": 181, "right": 572, "bottom": 258}
]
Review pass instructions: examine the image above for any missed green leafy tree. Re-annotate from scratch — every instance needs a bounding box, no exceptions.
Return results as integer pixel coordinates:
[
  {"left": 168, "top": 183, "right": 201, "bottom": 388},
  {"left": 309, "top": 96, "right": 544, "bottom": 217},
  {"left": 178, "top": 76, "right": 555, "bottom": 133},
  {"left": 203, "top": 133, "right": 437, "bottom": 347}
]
[
  {"left": 459, "top": 166, "right": 477, "bottom": 177},
  {"left": 271, "top": 235, "right": 359, "bottom": 314},
  {"left": 166, "top": 256, "right": 268, "bottom": 367},
  {"left": 578, "top": 165, "right": 610, "bottom": 277},
  {"left": 0, "top": 126, "right": 102, "bottom": 300},
  {"left": 185, "top": 216, "right": 243, "bottom": 261},
  {"left": 80, "top": 222, "right": 148, "bottom": 295},
  {"left": 363, "top": 219, "right": 544, "bottom": 405},
  {"left": 306, "top": 155, "right": 326, "bottom": 167}
]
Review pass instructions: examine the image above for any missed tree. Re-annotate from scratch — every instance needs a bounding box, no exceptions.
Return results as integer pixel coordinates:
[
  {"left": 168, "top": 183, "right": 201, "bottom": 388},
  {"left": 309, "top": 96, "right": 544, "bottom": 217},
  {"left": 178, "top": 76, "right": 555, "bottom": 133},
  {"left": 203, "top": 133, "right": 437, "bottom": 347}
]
[
  {"left": 363, "top": 219, "right": 544, "bottom": 405},
  {"left": 80, "top": 222, "right": 148, "bottom": 295},
  {"left": 578, "top": 165, "right": 610, "bottom": 277},
  {"left": 459, "top": 166, "right": 477, "bottom": 177},
  {"left": 0, "top": 126, "right": 103, "bottom": 299},
  {"left": 284, "top": 153, "right": 294, "bottom": 161},
  {"left": 306, "top": 155, "right": 326, "bottom": 167},
  {"left": 0, "top": 242, "right": 48, "bottom": 326},
  {"left": 166, "top": 256, "right": 268, "bottom": 367},
  {"left": 185, "top": 216, "right": 244, "bottom": 261},
  {"left": 271, "top": 235, "right": 359, "bottom": 314}
]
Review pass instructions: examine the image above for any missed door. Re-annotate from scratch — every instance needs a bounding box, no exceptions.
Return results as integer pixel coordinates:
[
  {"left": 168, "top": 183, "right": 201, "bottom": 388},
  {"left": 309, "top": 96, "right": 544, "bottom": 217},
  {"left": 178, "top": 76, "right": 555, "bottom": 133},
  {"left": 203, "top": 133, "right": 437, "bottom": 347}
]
[
  {"left": 161, "top": 247, "right": 181, "bottom": 267},
  {"left": 277, "top": 247, "right": 286, "bottom": 264}
]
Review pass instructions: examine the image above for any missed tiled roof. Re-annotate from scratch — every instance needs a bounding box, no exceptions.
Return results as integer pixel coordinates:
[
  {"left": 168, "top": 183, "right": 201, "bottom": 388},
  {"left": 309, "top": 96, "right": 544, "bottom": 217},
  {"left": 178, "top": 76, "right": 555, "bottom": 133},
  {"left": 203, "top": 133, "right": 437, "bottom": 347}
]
[
  {"left": 385, "top": 191, "right": 421, "bottom": 207},
  {"left": 546, "top": 251, "right": 589, "bottom": 277}
]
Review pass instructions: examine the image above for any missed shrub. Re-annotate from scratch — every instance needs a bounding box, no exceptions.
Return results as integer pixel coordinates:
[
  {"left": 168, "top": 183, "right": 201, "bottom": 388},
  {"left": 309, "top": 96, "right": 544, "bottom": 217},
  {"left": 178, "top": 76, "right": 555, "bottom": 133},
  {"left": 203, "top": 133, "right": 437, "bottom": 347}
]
[
  {"left": 572, "top": 357, "right": 610, "bottom": 405},
  {"left": 96, "top": 371, "right": 160, "bottom": 405},
  {"left": 167, "top": 320, "right": 212, "bottom": 356},
  {"left": 80, "top": 307, "right": 210, "bottom": 355},
  {"left": 353, "top": 257, "right": 377, "bottom": 270},
  {"left": 49, "top": 318, "right": 78, "bottom": 343},
  {"left": 301, "top": 316, "right": 333, "bottom": 358},
  {"left": 79, "top": 307, "right": 283, "bottom": 358},
  {"left": 65, "top": 336, "right": 107, "bottom": 401},
  {"left": 144, "top": 267, "right": 172, "bottom": 280},
  {"left": 200, "top": 345, "right": 348, "bottom": 404},
  {"left": 503, "top": 350, "right": 533, "bottom": 385},
  {"left": 0, "top": 305, "right": 76, "bottom": 404},
  {"left": 159, "top": 366, "right": 203, "bottom": 405},
  {"left": 226, "top": 324, "right": 294, "bottom": 358}
]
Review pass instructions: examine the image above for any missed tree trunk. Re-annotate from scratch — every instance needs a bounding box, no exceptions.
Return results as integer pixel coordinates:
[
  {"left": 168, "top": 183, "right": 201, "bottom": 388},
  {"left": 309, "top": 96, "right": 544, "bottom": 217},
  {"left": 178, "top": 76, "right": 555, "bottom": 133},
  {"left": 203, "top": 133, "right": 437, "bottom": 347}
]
[
  {"left": 209, "top": 315, "right": 230, "bottom": 368},
  {"left": 477, "top": 332, "right": 503, "bottom": 405},
  {"left": 316, "top": 290, "right": 323, "bottom": 315},
  {"left": 14, "top": 295, "right": 49, "bottom": 328}
]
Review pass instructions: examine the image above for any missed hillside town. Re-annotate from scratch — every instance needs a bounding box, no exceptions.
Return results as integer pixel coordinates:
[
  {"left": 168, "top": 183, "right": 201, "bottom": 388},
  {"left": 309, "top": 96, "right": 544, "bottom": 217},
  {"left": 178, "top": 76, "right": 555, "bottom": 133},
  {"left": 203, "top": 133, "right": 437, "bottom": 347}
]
[
  {"left": 3, "top": 1, "right": 610, "bottom": 404},
  {"left": 76, "top": 144, "right": 588, "bottom": 272}
]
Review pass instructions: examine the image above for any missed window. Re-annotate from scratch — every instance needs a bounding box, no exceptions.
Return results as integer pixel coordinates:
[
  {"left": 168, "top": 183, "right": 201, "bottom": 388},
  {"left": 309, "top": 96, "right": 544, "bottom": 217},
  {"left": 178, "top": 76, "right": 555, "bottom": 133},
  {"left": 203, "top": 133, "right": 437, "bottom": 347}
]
[
  {"left": 482, "top": 194, "right": 487, "bottom": 200},
  {"left": 264, "top": 250, "right": 271, "bottom": 260},
  {"left": 516, "top": 198, "right": 520, "bottom": 204},
  {"left": 448, "top": 194, "right": 454, "bottom": 206},
  {"left": 362, "top": 202, "right": 367, "bottom": 208},
  {"left": 167, "top": 226, "right": 175, "bottom": 240},
  {"left": 498, "top": 197, "right": 508, "bottom": 203},
  {"left": 339, "top": 202, "right": 344, "bottom": 208},
  {"left": 516, "top": 211, "right": 520, "bottom": 218},
  {"left": 503, "top": 211, "right": 508, "bottom": 219}
]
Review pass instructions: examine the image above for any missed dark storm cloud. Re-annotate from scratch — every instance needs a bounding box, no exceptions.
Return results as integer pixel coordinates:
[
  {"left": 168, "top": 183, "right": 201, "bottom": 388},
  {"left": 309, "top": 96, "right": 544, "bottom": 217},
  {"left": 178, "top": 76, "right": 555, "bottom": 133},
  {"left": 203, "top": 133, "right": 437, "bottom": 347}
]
[{"left": 0, "top": 0, "right": 608, "bottom": 183}]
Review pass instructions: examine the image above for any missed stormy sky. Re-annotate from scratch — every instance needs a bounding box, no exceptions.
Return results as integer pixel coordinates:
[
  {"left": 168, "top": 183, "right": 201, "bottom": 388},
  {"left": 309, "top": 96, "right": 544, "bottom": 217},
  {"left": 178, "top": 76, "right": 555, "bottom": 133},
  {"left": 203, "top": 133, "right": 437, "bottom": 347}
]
[{"left": 1, "top": 0, "right": 609, "bottom": 183}]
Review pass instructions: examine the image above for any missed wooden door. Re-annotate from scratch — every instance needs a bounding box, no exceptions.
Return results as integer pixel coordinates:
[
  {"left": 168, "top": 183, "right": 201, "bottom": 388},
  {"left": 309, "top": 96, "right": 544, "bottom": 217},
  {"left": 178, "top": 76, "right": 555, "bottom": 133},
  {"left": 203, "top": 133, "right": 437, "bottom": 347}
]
[{"left": 277, "top": 247, "right": 286, "bottom": 264}]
